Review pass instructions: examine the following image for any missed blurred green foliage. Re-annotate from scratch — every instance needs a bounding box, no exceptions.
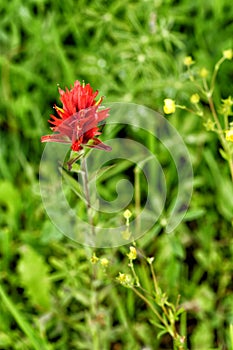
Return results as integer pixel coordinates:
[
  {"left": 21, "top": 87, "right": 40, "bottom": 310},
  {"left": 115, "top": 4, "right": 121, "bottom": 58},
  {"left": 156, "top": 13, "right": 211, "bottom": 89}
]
[{"left": 0, "top": 0, "right": 233, "bottom": 349}]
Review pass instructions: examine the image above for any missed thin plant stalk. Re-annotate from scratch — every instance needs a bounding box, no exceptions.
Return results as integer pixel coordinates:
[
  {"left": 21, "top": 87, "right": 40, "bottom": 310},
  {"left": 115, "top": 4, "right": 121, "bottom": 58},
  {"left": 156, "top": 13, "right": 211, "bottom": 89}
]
[
  {"left": 81, "top": 157, "right": 95, "bottom": 236},
  {"left": 207, "top": 95, "right": 233, "bottom": 181},
  {"left": 134, "top": 165, "right": 141, "bottom": 235},
  {"left": 131, "top": 286, "right": 165, "bottom": 325},
  {"left": 202, "top": 78, "right": 233, "bottom": 181}
]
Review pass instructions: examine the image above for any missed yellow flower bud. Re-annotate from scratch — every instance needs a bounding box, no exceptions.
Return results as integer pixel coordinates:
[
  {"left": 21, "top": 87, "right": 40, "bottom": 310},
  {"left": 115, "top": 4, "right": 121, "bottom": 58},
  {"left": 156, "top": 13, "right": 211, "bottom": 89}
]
[
  {"left": 100, "top": 258, "right": 109, "bottom": 267},
  {"left": 199, "top": 68, "right": 209, "bottom": 78},
  {"left": 190, "top": 93, "right": 200, "bottom": 104},
  {"left": 90, "top": 253, "right": 99, "bottom": 264},
  {"left": 183, "top": 56, "right": 195, "bottom": 66},
  {"left": 225, "top": 130, "right": 233, "bottom": 142},
  {"left": 122, "top": 229, "right": 131, "bottom": 240},
  {"left": 203, "top": 119, "right": 215, "bottom": 131},
  {"left": 116, "top": 272, "right": 132, "bottom": 286},
  {"left": 220, "top": 96, "right": 233, "bottom": 116},
  {"left": 163, "top": 99, "right": 176, "bottom": 114},
  {"left": 123, "top": 209, "right": 132, "bottom": 220},
  {"left": 127, "top": 246, "right": 137, "bottom": 260},
  {"left": 223, "top": 49, "right": 233, "bottom": 60}
]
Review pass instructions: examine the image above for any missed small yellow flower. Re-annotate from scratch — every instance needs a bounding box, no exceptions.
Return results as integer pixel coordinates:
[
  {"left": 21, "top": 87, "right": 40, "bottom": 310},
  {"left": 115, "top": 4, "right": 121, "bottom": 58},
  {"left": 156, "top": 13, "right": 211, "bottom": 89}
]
[
  {"left": 90, "top": 253, "right": 99, "bottom": 264},
  {"left": 225, "top": 130, "right": 233, "bottom": 142},
  {"left": 123, "top": 209, "right": 132, "bottom": 220},
  {"left": 183, "top": 56, "right": 195, "bottom": 66},
  {"left": 219, "top": 96, "right": 233, "bottom": 116},
  {"left": 116, "top": 272, "right": 132, "bottom": 286},
  {"left": 203, "top": 119, "right": 215, "bottom": 131},
  {"left": 122, "top": 229, "right": 131, "bottom": 240},
  {"left": 190, "top": 93, "right": 200, "bottom": 104},
  {"left": 100, "top": 258, "right": 109, "bottom": 267},
  {"left": 127, "top": 246, "right": 137, "bottom": 260},
  {"left": 223, "top": 49, "right": 233, "bottom": 60},
  {"left": 163, "top": 99, "right": 176, "bottom": 114},
  {"left": 199, "top": 67, "right": 209, "bottom": 78}
]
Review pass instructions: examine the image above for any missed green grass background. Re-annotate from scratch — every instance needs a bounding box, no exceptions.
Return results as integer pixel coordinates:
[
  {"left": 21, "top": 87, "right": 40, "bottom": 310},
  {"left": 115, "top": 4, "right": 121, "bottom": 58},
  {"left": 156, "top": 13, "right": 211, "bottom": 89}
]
[{"left": 0, "top": 0, "right": 233, "bottom": 349}]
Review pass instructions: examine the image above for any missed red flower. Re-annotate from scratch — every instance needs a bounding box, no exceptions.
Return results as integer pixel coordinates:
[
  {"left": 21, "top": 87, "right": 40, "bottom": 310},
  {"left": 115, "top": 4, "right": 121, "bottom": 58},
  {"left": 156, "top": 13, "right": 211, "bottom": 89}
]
[{"left": 41, "top": 81, "right": 111, "bottom": 152}]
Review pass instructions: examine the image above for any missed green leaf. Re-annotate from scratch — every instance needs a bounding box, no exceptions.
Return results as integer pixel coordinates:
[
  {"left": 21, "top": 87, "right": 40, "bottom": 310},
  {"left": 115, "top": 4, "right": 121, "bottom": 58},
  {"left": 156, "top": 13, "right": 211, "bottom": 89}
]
[
  {"left": 90, "top": 164, "right": 116, "bottom": 182},
  {"left": 176, "top": 307, "right": 185, "bottom": 317},
  {"left": 0, "top": 181, "right": 21, "bottom": 229},
  {"left": 149, "top": 319, "right": 166, "bottom": 330},
  {"left": 0, "top": 332, "right": 12, "bottom": 347},
  {"left": 184, "top": 208, "right": 206, "bottom": 221},
  {"left": 157, "top": 328, "right": 169, "bottom": 339},
  {"left": 0, "top": 285, "right": 50, "bottom": 350},
  {"left": 17, "top": 245, "right": 51, "bottom": 310},
  {"left": 60, "top": 167, "right": 86, "bottom": 202},
  {"left": 204, "top": 150, "right": 233, "bottom": 221},
  {"left": 219, "top": 148, "right": 230, "bottom": 161}
]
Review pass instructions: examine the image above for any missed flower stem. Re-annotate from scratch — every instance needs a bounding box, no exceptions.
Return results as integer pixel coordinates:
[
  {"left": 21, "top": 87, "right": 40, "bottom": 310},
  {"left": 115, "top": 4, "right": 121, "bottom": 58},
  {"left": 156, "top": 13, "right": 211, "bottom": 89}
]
[
  {"left": 131, "top": 286, "right": 165, "bottom": 325},
  {"left": 134, "top": 165, "right": 141, "bottom": 235},
  {"left": 207, "top": 95, "right": 233, "bottom": 181},
  {"left": 203, "top": 77, "right": 233, "bottom": 181},
  {"left": 149, "top": 261, "right": 160, "bottom": 295},
  {"left": 81, "top": 157, "right": 95, "bottom": 236},
  {"left": 210, "top": 56, "right": 225, "bottom": 95}
]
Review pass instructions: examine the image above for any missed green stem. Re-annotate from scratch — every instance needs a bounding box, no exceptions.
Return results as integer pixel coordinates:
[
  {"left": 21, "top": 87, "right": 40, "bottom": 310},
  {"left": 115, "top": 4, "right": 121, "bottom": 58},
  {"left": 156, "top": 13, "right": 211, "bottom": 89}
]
[
  {"left": 207, "top": 96, "right": 233, "bottom": 181},
  {"left": 202, "top": 73, "right": 233, "bottom": 181},
  {"left": 228, "top": 157, "right": 233, "bottom": 182},
  {"left": 208, "top": 95, "right": 225, "bottom": 145},
  {"left": 91, "top": 276, "right": 100, "bottom": 350},
  {"left": 149, "top": 261, "right": 160, "bottom": 295},
  {"left": 134, "top": 166, "right": 141, "bottom": 235},
  {"left": 81, "top": 157, "right": 95, "bottom": 236},
  {"left": 210, "top": 56, "right": 225, "bottom": 95},
  {"left": 229, "top": 324, "right": 233, "bottom": 350},
  {"left": 149, "top": 263, "right": 184, "bottom": 349},
  {"left": 131, "top": 286, "right": 166, "bottom": 326},
  {"left": 223, "top": 113, "right": 229, "bottom": 131},
  {"left": 0, "top": 285, "right": 49, "bottom": 350},
  {"left": 129, "top": 261, "right": 140, "bottom": 287}
]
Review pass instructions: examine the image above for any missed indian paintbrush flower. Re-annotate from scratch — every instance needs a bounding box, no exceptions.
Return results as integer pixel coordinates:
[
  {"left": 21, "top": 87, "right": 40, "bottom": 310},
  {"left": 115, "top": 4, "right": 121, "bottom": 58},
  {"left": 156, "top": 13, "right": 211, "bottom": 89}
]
[{"left": 41, "top": 80, "right": 111, "bottom": 153}]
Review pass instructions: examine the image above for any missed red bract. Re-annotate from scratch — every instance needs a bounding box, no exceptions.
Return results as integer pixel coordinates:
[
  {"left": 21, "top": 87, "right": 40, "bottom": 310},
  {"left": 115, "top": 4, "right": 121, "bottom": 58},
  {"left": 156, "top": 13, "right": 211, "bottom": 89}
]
[{"left": 41, "top": 81, "right": 111, "bottom": 152}]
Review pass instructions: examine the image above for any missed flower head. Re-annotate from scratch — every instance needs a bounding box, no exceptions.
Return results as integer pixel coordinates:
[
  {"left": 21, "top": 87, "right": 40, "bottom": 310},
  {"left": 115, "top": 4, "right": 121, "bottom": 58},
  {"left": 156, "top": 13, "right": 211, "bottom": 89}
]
[
  {"left": 219, "top": 96, "right": 233, "bottom": 116},
  {"left": 100, "top": 258, "right": 109, "bottom": 267},
  {"left": 90, "top": 253, "right": 99, "bottom": 264},
  {"left": 225, "top": 129, "right": 233, "bottom": 142},
  {"left": 223, "top": 49, "right": 233, "bottom": 60},
  {"left": 123, "top": 209, "right": 132, "bottom": 220},
  {"left": 199, "top": 68, "right": 209, "bottom": 78},
  {"left": 127, "top": 246, "right": 137, "bottom": 260},
  {"left": 190, "top": 93, "right": 200, "bottom": 104},
  {"left": 203, "top": 119, "right": 215, "bottom": 131},
  {"left": 41, "top": 81, "right": 111, "bottom": 153},
  {"left": 116, "top": 272, "right": 132, "bottom": 287},
  {"left": 183, "top": 56, "right": 195, "bottom": 66},
  {"left": 163, "top": 99, "right": 176, "bottom": 114}
]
